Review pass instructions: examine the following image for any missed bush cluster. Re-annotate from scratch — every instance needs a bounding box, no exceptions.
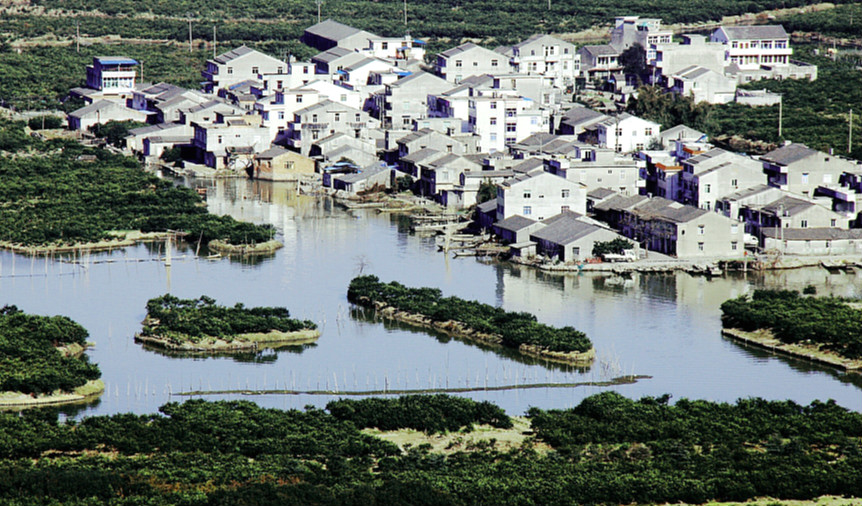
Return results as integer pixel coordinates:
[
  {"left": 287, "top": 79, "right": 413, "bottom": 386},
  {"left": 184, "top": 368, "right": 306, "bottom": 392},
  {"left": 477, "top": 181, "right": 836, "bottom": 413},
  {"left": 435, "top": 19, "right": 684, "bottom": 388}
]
[
  {"left": 142, "top": 294, "right": 316, "bottom": 340},
  {"left": 720, "top": 289, "right": 862, "bottom": 359}
]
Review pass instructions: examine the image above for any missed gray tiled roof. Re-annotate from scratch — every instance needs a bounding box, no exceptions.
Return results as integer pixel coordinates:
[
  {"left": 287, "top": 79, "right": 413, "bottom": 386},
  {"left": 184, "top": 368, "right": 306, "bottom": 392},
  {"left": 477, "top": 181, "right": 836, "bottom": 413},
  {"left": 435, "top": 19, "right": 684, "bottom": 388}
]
[
  {"left": 720, "top": 25, "right": 788, "bottom": 40},
  {"left": 761, "top": 143, "right": 817, "bottom": 166},
  {"left": 530, "top": 218, "right": 601, "bottom": 245},
  {"left": 477, "top": 199, "right": 498, "bottom": 213},
  {"left": 494, "top": 215, "right": 539, "bottom": 232},
  {"left": 213, "top": 45, "right": 255, "bottom": 64},
  {"left": 304, "top": 19, "right": 372, "bottom": 41},
  {"left": 761, "top": 196, "right": 815, "bottom": 217}
]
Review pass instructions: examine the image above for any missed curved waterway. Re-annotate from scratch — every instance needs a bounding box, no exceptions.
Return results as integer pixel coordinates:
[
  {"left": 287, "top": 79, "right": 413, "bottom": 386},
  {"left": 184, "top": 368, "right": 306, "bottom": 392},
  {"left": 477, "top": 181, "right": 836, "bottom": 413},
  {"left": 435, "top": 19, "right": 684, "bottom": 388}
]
[{"left": 2, "top": 178, "right": 862, "bottom": 417}]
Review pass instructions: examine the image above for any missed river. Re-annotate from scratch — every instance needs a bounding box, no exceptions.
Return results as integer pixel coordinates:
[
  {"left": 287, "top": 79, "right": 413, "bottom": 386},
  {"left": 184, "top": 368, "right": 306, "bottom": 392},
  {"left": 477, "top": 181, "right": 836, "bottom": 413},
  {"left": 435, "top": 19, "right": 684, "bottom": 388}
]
[{"left": 2, "top": 177, "right": 861, "bottom": 417}]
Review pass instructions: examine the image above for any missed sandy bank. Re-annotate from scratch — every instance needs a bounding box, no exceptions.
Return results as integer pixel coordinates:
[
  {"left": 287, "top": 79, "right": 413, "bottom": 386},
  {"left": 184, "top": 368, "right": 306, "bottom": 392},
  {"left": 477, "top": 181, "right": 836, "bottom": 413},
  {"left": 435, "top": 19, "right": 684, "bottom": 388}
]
[
  {"left": 722, "top": 328, "right": 862, "bottom": 372},
  {"left": 135, "top": 328, "right": 320, "bottom": 353},
  {"left": 0, "top": 379, "right": 105, "bottom": 409}
]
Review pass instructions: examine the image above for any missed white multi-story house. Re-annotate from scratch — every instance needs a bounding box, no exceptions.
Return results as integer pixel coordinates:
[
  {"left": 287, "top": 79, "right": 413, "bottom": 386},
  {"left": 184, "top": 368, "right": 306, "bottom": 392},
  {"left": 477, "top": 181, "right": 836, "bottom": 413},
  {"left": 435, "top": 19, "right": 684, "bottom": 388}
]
[
  {"left": 254, "top": 88, "right": 321, "bottom": 142},
  {"left": 577, "top": 45, "right": 621, "bottom": 80},
  {"left": 500, "top": 34, "right": 579, "bottom": 85},
  {"left": 583, "top": 113, "right": 660, "bottom": 153},
  {"left": 679, "top": 148, "right": 766, "bottom": 211},
  {"left": 192, "top": 116, "right": 270, "bottom": 169},
  {"left": 610, "top": 17, "right": 673, "bottom": 52},
  {"left": 468, "top": 91, "right": 549, "bottom": 153},
  {"left": 286, "top": 99, "right": 379, "bottom": 155},
  {"left": 435, "top": 43, "right": 507, "bottom": 83},
  {"left": 374, "top": 71, "right": 451, "bottom": 129},
  {"left": 491, "top": 74, "right": 562, "bottom": 108},
  {"left": 497, "top": 171, "right": 586, "bottom": 220},
  {"left": 85, "top": 56, "right": 138, "bottom": 95},
  {"left": 669, "top": 65, "right": 737, "bottom": 104},
  {"left": 545, "top": 145, "right": 643, "bottom": 196},
  {"left": 201, "top": 46, "right": 287, "bottom": 94},
  {"left": 301, "top": 79, "right": 365, "bottom": 111},
  {"left": 711, "top": 25, "right": 792, "bottom": 71},
  {"left": 650, "top": 34, "right": 727, "bottom": 85},
  {"left": 760, "top": 143, "right": 858, "bottom": 197}
]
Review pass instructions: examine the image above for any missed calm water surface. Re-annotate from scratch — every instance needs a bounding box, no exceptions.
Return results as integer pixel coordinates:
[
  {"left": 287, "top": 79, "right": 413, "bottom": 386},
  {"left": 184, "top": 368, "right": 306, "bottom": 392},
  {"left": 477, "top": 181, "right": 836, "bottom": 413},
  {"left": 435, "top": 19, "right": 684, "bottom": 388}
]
[{"left": 2, "top": 178, "right": 862, "bottom": 417}]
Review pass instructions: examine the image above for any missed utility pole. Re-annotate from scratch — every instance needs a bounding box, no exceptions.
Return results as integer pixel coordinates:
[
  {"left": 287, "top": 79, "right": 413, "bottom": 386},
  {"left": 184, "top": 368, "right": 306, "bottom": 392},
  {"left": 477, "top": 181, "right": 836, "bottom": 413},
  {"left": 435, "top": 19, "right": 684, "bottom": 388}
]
[
  {"left": 187, "top": 14, "right": 193, "bottom": 53},
  {"left": 316, "top": 0, "right": 323, "bottom": 24},
  {"left": 850, "top": 108, "right": 854, "bottom": 154},
  {"left": 403, "top": 0, "right": 407, "bottom": 27},
  {"left": 213, "top": 25, "right": 217, "bottom": 59},
  {"left": 75, "top": 20, "right": 80, "bottom": 53},
  {"left": 778, "top": 95, "right": 783, "bottom": 138}
]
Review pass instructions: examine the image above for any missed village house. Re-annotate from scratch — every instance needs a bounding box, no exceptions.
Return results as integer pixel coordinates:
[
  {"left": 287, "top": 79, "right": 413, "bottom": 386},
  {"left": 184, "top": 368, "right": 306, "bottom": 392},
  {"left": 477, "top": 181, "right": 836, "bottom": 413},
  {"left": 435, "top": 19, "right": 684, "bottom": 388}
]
[
  {"left": 496, "top": 171, "right": 587, "bottom": 221},
  {"left": 373, "top": 71, "right": 451, "bottom": 129},
  {"left": 127, "top": 122, "right": 194, "bottom": 156},
  {"left": 498, "top": 34, "right": 579, "bottom": 86},
  {"left": 67, "top": 100, "right": 150, "bottom": 131},
  {"left": 529, "top": 211, "right": 630, "bottom": 262},
  {"left": 679, "top": 148, "right": 766, "bottom": 210},
  {"left": 467, "top": 90, "right": 549, "bottom": 153},
  {"left": 710, "top": 25, "right": 817, "bottom": 82},
  {"left": 201, "top": 46, "right": 288, "bottom": 94},
  {"left": 610, "top": 16, "right": 673, "bottom": 53},
  {"left": 255, "top": 88, "right": 322, "bottom": 143},
  {"left": 760, "top": 143, "right": 858, "bottom": 197},
  {"left": 192, "top": 116, "right": 270, "bottom": 170},
  {"left": 285, "top": 99, "right": 379, "bottom": 155},
  {"left": 179, "top": 100, "right": 245, "bottom": 126},
  {"left": 649, "top": 35, "right": 727, "bottom": 86},
  {"left": 577, "top": 45, "right": 620, "bottom": 81},
  {"left": 580, "top": 113, "right": 660, "bottom": 153},
  {"left": 761, "top": 228, "right": 862, "bottom": 255},
  {"left": 545, "top": 145, "right": 643, "bottom": 196},
  {"left": 556, "top": 106, "right": 609, "bottom": 136},
  {"left": 594, "top": 196, "right": 745, "bottom": 258},
  {"left": 301, "top": 19, "right": 378, "bottom": 53},
  {"left": 251, "top": 146, "right": 316, "bottom": 181},
  {"left": 815, "top": 167, "right": 862, "bottom": 224},
  {"left": 715, "top": 184, "right": 784, "bottom": 223},
  {"left": 69, "top": 56, "right": 139, "bottom": 105},
  {"left": 668, "top": 66, "right": 737, "bottom": 104},
  {"left": 435, "top": 43, "right": 506, "bottom": 83},
  {"left": 738, "top": 194, "right": 849, "bottom": 241},
  {"left": 331, "top": 164, "right": 393, "bottom": 193},
  {"left": 445, "top": 169, "right": 515, "bottom": 209},
  {"left": 493, "top": 215, "right": 545, "bottom": 244},
  {"left": 418, "top": 153, "right": 482, "bottom": 199}
]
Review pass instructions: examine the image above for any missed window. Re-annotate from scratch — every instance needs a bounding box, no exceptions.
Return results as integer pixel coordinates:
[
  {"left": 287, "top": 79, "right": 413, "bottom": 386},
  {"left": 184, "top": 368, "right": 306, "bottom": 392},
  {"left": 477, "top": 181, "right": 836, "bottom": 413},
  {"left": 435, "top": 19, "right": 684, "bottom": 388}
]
[
  {"left": 731, "top": 224, "right": 739, "bottom": 234},
  {"left": 523, "top": 206, "right": 532, "bottom": 215},
  {"left": 312, "top": 114, "right": 318, "bottom": 122},
  {"left": 490, "top": 102, "right": 497, "bottom": 109},
  {"left": 731, "top": 241, "right": 738, "bottom": 251},
  {"left": 277, "top": 66, "right": 283, "bottom": 73},
  {"left": 296, "top": 95, "right": 303, "bottom": 103},
  {"left": 731, "top": 178, "right": 738, "bottom": 187},
  {"left": 615, "top": 128, "right": 623, "bottom": 136},
  {"left": 523, "top": 191, "right": 531, "bottom": 199},
  {"left": 800, "top": 220, "right": 808, "bottom": 228},
  {"left": 705, "top": 184, "right": 711, "bottom": 193},
  {"left": 698, "top": 225, "right": 705, "bottom": 235},
  {"left": 645, "top": 128, "right": 653, "bottom": 136},
  {"left": 446, "top": 145, "right": 453, "bottom": 153},
  {"left": 356, "top": 113, "right": 361, "bottom": 121},
  {"left": 455, "top": 60, "right": 462, "bottom": 68},
  {"left": 303, "top": 66, "right": 309, "bottom": 74},
  {"left": 562, "top": 206, "right": 570, "bottom": 212},
  {"left": 217, "top": 135, "right": 223, "bottom": 144},
  {"left": 635, "top": 143, "right": 644, "bottom": 151},
  {"left": 227, "top": 67, "right": 233, "bottom": 75},
  {"left": 381, "top": 42, "right": 388, "bottom": 50},
  {"left": 831, "top": 219, "right": 837, "bottom": 227},
  {"left": 252, "top": 66, "right": 259, "bottom": 74},
  {"left": 491, "top": 59, "right": 498, "bottom": 67},
  {"left": 561, "top": 189, "right": 570, "bottom": 198},
  {"left": 698, "top": 242, "right": 704, "bottom": 251},
  {"left": 473, "top": 61, "right": 478, "bottom": 67},
  {"left": 801, "top": 173, "right": 809, "bottom": 184},
  {"left": 826, "top": 240, "right": 832, "bottom": 248},
  {"left": 341, "top": 94, "right": 348, "bottom": 102},
  {"left": 334, "top": 113, "right": 340, "bottom": 121},
  {"left": 278, "top": 111, "right": 284, "bottom": 120},
  {"left": 490, "top": 118, "right": 497, "bottom": 125},
  {"left": 506, "top": 124, "right": 517, "bottom": 132}
]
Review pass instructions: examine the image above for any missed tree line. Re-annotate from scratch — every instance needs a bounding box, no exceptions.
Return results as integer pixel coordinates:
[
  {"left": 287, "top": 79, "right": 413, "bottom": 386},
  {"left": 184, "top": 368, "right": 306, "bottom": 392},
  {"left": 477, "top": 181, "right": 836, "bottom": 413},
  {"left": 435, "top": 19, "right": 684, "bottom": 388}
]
[
  {"left": 348, "top": 275, "right": 592, "bottom": 353},
  {"left": 1, "top": 393, "right": 861, "bottom": 504}
]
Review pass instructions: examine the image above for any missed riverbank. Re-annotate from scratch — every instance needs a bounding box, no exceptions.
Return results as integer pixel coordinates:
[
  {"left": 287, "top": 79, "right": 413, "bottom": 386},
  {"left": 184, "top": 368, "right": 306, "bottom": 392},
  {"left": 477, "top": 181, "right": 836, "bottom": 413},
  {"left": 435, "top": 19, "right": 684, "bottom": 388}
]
[
  {"left": 722, "top": 327, "right": 862, "bottom": 372},
  {"left": 360, "top": 298, "right": 595, "bottom": 365},
  {"left": 0, "top": 379, "right": 104, "bottom": 409},
  {"left": 135, "top": 328, "right": 320, "bottom": 353}
]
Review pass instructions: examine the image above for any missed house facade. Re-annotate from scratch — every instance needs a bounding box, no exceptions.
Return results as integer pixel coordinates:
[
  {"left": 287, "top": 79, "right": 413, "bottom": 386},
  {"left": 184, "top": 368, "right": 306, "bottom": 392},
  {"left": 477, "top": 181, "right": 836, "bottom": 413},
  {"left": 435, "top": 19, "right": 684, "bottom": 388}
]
[{"left": 496, "top": 171, "right": 586, "bottom": 221}]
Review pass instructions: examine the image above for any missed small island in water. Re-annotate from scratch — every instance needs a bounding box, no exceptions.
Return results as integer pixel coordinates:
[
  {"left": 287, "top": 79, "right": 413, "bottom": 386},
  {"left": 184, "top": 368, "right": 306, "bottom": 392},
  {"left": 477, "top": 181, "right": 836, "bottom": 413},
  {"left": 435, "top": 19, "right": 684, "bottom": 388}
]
[
  {"left": 135, "top": 294, "right": 319, "bottom": 353},
  {"left": 0, "top": 305, "right": 103, "bottom": 407},
  {"left": 347, "top": 275, "right": 594, "bottom": 365},
  {"left": 721, "top": 289, "right": 862, "bottom": 371}
]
